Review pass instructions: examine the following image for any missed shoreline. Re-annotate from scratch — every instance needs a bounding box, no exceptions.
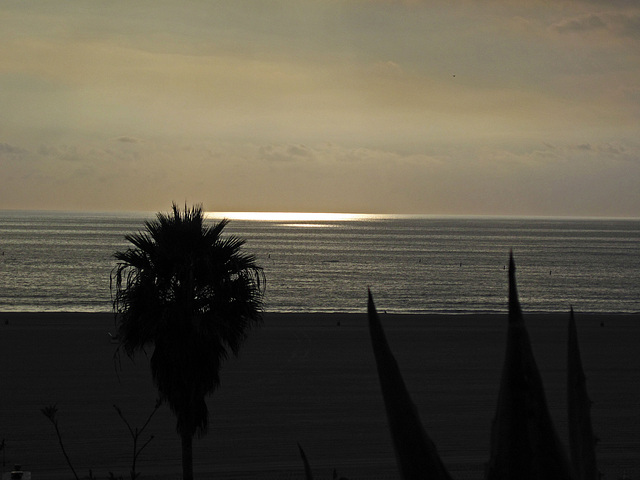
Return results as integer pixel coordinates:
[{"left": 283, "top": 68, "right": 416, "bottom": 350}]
[
  {"left": 1, "top": 310, "right": 638, "bottom": 318},
  {"left": 1, "top": 311, "right": 638, "bottom": 478}
]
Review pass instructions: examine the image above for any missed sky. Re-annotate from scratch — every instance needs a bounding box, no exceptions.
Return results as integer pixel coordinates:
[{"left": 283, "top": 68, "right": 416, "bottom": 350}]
[{"left": 1, "top": 1, "right": 639, "bottom": 217}]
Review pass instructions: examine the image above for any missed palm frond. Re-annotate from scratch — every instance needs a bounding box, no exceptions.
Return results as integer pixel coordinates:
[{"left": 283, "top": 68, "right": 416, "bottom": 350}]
[
  {"left": 368, "top": 290, "right": 453, "bottom": 480},
  {"left": 486, "top": 252, "right": 574, "bottom": 480},
  {"left": 297, "top": 443, "right": 314, "bottom": 480},
  {"left": 568, "top": 307, "right": 599, "bottom": 480}
]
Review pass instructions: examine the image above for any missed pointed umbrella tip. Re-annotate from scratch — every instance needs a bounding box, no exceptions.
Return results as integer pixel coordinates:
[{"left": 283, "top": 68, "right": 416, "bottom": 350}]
[
  {"left": 368, "top": 288, "right": 377, "bottom": 312},
  {"left": 568, "top": 306, "right": 577, "bottom": 335},
  {"left": 568, "top": 306, "right": 577, "bottom": 339},
  {"left": 368, "top": 289, "right": 381, "bottom": 328},
  {"left": 508, "top": 251, "right": 517, "bottom": 286},
  {"left": 569, "top": 306, "right": 576, "bottom": 325},
  {"left": 508, "top": 252, "right": 523, "bottom": 323}
]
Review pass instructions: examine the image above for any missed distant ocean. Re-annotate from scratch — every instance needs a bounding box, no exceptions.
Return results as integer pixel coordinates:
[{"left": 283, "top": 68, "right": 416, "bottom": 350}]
[{"left": 0, "top": 210, "right": 638, "bottom": 314}]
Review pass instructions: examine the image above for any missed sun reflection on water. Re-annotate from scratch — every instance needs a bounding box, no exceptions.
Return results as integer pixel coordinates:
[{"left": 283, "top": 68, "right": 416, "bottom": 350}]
[{"left": 206, "top": 212, "right": 378, "bottom": 222}]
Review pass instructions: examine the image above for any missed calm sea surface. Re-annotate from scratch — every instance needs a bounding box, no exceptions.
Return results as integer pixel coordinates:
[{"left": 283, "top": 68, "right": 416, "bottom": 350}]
[{"left": 0, "top": 210, "right": 638, "bottom": 314}]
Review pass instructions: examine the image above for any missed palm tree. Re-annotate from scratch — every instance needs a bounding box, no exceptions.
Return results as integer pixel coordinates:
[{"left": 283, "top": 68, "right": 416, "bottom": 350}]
[{"left": 111, "top": 204, "right": 264, "bottom": 480}]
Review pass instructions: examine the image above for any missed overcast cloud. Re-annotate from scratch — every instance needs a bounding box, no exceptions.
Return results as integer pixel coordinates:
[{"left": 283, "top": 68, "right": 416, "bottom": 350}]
[{"left": 1, "top": 1, "right": 638, "bottom": 216}]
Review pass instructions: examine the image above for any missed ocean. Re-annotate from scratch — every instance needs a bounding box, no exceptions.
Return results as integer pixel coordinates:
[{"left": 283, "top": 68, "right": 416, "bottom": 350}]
[{"left": 0, "top": 210, "right": 638, "bottom": 314}]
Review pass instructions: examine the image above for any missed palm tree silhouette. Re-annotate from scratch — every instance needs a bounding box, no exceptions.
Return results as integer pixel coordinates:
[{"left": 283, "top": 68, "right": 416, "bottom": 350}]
[{"left": 111, "top": 203, "right": 264, "bottom": 480}]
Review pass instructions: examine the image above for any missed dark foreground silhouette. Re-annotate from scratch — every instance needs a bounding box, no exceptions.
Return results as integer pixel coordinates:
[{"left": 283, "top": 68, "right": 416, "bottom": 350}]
[
  {"left": 111, "top": 204, "right": 265, "bottom": 480},
  {"left": 365, "top": 252, "right": 598, "bottom": 480}
]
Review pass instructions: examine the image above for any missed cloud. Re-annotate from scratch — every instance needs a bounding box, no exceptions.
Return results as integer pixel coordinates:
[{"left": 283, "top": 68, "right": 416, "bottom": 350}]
[
  {"left": 0, "top": 142, "right": 26, "bottom": 155},
  {"left": 0, "top": 135, "right": 638, "bottom": 216},
  {"left": 575, "top": 143, "right": 593, "bottom": 151},
  {"left": 115, "top": 136, "right": 140, "bottom": 143},
  {"left": 259, "top": 144, "right": 316, "bottom": 163},
  {"left": 598, "top": 143, "right": 626, "bottom": 155},
  {"left": 1, "top": 2, "right": 638, "bottom": 216},
  {"left": 569, "top": 142, "right": 628, "bottom": 156},
  {"left": 537, "top": 141, "right": 634, "bottom": 165},
  {"left": 552, "top": 13, "right": 607, "bottom": 33},
  {"left": 552, "top": 11, "right": 640, "bottom": 40}
]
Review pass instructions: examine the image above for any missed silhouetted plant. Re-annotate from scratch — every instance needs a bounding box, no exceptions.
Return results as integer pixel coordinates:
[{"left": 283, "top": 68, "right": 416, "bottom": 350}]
[
  {"left": 111, "top": 203, "right": 265, "bottom": 480},
  {"left": 568, "top": 307, "right": 599, "bottom": 480},
  {"left": 367, "top": 252, "right": 600, "bottom": 480},
  {"left": 298, "top": 443, "right": 314, "bottom": 480},
  {"left": 368, "top": 291, "right": 453, "bottom": 480},
  {"left": 113, "top": 400, "right": 161, "bottom": 480},
  {"left": 485, "top": 252, "right": 574, "bottom": 479},
  {"left": 297, "top": 443, "right": 349, "bottom": 480},
  {"left": 42, "top": 403, "right": 159, "bottom": 480},
  {"left": 41, "top": 405, "right": 80, "bottom": 480},
  {"left": 332, "top": 468, "right": 349, "bottom": 480}
]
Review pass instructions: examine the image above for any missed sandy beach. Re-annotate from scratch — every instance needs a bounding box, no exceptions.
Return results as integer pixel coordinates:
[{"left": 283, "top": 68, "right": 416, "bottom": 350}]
[{"left": 0, "top": 311, "right": 638, "bottom": 479}]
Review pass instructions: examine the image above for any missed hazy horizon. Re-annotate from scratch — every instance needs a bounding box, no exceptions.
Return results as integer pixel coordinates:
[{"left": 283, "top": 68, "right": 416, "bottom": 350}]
[
  {"left": 2, "top": 1, "right": 639, "bottom": 217},
  {"left": 2, "top": 208, "right": 639, "bottom": 222}
]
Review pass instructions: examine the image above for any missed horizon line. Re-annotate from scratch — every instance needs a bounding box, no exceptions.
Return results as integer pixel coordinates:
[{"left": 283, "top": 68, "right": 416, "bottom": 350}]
[
  {"left": 206, "top": 211, "right": 640, "bottom": 222},
  {"left": 1, "top": 208, "right": 639, "bottom": 222}
]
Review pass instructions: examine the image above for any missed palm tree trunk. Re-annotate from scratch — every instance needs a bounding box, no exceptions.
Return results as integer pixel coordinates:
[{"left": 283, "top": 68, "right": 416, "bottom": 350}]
[{"left": 181, "top": 432, "right": 194, "bottom": 480}]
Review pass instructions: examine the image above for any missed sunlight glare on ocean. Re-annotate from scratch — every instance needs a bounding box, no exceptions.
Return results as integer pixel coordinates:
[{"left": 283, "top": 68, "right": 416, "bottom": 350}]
[{"left": 206, "top": 211, "right": 381, "bottom": 222}]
